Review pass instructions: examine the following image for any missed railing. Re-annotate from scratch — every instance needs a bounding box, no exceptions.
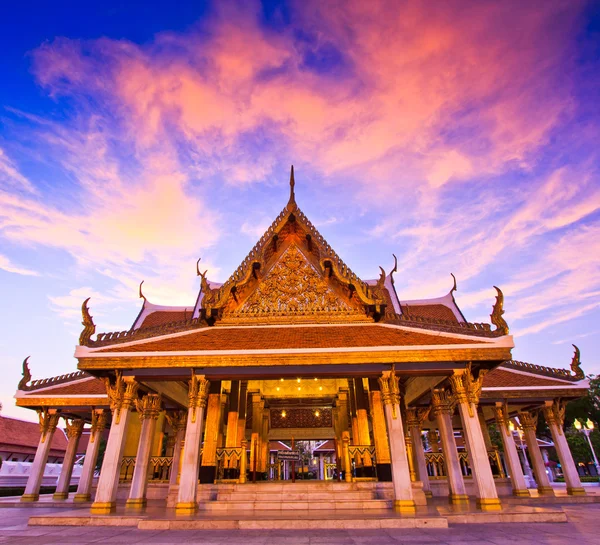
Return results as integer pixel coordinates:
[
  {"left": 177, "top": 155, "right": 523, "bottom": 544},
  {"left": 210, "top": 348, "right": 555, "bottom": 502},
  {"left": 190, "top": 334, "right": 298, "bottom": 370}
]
[
  {"left": 425, "top": 451, "right": 506, "bottom": 479},
  {"left": 119, "top": 456, "right": 173, "bottom": 482},
  {"left": 215, "top": 447, "right": 245, "bottom": 481},
  {"left": 347, "top": 445, "right": 377, "bottom": 479}
]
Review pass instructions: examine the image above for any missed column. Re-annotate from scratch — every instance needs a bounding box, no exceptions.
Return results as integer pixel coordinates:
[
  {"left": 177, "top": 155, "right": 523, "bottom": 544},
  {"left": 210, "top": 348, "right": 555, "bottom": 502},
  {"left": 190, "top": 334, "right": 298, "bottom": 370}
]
[
  {"left": 53, "top": 418, "right": 84, "bottom": 499},
  {"left": 75, "top": 409, "right": 108, "bottom": 502},
  {"left": 348, "top": 381, "right": 360, "bottom": 446},
  {"left": 368, "top": 379, "right": 392, "bottom": 481},
  {"left": 493, "top": 404, "right": 529, "bottom": 496},
  {"left": 251, "top": 393, "right": 264, "bottom": 476},
  {"left": 519, "top": 411, "right": 554, "bottom": 496},
  {"left": 21, "top": 409, "right": 60, "bottom": 502},
  {"left": 175, "top": 371, "right": 210, "bottom": 514},
  {"left": 91, "top": 373, "right": 139, "bottom": 513},
  {"left": 353, "top": 378, "right": 373, "bottom": 476},
  {"left": 200, "top": 380, "right": 222, "bottom": 483},
  {"left": 237, "top": 381, "right": 248, "bottom": 447},
  {"left": 165, "top": 411, "right": 187, "bottom": 487},
  {"left": 431, "top": 389, "right": 468, "bottom": 504},
  {"left": 543, "top": 400, "right": 585, "bottom": 495},
  {"left": 225, "top": 381, "right": 241, "bottom": 447},
  {"left": 406, "top": 407, "right": 432, "bottom": 497},
  {"left": 260, "top": 412, "right": 269, "bottom": 473},
  {"left": 335, "top": 391, "right": 350, "bottom": 478},
  {"left": 126, "top": 393, "right": 162, "bottom": 508},
  {"left": 379, "top": 369, "right": 415, "bottom": 513},
  {"left": 450, "top": 368, "right": 500, "bottom": 511}
]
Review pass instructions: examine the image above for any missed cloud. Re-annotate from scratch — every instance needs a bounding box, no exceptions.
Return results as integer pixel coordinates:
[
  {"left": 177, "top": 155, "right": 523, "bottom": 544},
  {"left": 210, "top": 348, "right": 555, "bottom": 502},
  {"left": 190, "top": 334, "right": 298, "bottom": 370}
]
[
  {"left": 0, "top": 0, "right": 597, "bottom": 345},
  {"left": 0, "top": 253, "right": 39, "bottom": 276}
]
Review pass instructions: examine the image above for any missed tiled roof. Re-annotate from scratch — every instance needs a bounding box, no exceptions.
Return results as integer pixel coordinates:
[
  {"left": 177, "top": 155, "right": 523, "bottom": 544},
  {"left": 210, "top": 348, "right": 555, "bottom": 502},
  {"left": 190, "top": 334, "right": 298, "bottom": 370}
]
[
  {"left": 26, "top": 378, "right": 107, "bottom": 395},
  {"left": 0, "top": 415, "right": 68, "bottom": 453},
  {"left": 483, "top": 368, "right": 573, "bottom": 388},
  {"left": 402, "top": 304, "right": 459, "bottom": 323},
  {"left": 314, "top": 439, "right": 336, "bottom": 451},
  {"left": 96, "top": 325, "right": 484, "bottom": 353},
  {"left": 138, "top": 310, "right": 191, "bottom": 329}
]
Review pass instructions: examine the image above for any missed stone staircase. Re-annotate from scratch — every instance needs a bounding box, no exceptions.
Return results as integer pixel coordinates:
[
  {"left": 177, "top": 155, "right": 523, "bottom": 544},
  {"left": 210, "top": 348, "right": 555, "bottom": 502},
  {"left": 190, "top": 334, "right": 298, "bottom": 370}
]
[{"left": 168, "top": 480, "right": 427, "bottom": 512}]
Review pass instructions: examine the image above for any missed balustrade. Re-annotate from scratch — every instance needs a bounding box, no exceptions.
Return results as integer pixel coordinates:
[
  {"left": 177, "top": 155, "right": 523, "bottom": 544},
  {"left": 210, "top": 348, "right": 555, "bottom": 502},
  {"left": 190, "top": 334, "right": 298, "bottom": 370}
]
[
  {"left": 119, "top": 456, "right": 173, "bottom": 482},
  {"left": 215, "top": 447, "right": 244, "bottom": 481},
  {"left": 425, "top": 451, "right": 506, "bottom": 479}
]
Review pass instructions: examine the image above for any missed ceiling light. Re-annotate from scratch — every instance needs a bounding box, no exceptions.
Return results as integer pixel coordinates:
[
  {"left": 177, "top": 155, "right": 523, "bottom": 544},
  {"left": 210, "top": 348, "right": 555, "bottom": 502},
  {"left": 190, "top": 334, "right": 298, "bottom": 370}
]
[{"left": 281, "top": 410, "right": 286, "bottom": 418}]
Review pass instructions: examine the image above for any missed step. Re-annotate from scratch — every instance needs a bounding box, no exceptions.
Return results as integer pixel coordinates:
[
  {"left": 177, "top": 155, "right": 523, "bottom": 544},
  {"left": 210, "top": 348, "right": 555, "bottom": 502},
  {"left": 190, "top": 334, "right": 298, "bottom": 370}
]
[
  {"left": 215, "top": 491, "right": 378, "bottom": 502},
  {"left": 198, "top": 499, "right": 393, "bottom": 512}
]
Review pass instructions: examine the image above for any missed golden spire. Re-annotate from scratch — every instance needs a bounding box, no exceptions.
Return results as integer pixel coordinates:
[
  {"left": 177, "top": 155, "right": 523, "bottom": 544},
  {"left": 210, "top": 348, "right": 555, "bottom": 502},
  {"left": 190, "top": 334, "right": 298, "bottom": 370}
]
[{"left": 287, "top": 165, "right": 296, "bottom": 209}]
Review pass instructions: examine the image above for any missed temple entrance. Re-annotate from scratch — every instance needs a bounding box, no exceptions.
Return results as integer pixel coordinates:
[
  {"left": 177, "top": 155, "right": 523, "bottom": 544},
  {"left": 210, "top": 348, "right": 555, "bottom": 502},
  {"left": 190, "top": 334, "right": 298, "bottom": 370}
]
[{"left": 265, "top": 440, "right": 339, "bottom": 481}]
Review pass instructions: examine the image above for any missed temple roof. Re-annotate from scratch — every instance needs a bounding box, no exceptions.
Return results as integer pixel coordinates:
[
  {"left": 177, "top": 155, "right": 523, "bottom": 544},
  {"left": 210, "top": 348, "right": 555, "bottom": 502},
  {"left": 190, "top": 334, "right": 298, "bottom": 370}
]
[
  {"left": 0, "top": 415, "right": 68, "bottom": 454},
  {"left": 80, "top": 168, "right": 508, "bottom": 350}
]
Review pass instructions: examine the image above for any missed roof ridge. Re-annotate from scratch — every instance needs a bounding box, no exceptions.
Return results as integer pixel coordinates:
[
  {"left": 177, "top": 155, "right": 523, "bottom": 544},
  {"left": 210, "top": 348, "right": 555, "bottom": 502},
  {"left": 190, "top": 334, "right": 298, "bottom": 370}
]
[
  {"left": 501, "top": 359, "right": 580, "bottom": 382},
  {"left": 385, "top": 312, "right": 501, "bottom": 338},
  {"left": 24, "top": 370, "right": 92, "bottom": 392}
]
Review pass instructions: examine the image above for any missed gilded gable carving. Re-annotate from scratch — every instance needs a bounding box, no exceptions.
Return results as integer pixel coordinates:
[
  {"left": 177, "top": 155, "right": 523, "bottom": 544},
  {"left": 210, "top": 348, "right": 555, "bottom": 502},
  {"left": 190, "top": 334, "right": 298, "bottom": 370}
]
[{"left": 223, "top": 245, "right": 364, "bottom": 321}]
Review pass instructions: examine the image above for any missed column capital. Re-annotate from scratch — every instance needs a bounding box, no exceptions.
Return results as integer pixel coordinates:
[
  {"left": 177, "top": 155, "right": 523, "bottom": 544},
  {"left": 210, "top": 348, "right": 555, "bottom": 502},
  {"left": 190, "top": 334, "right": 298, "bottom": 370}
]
[
  {"left": 519, "top": 410, "right": 538, "bottom": 431},
  {"left": 165, "top": 410, "right": 187, "bottom": 432},
  {"left": 103, "top": 371, "right": 139, "bottom": 424},
  {"left": 449, "top": 363, "right": 487, "bottom": 417},
  {"left": 430, "top": 388, "right": 455, "bottom": 417},
  {"left": 493, "top": 404, "right": 511, "bottom": 436},
  {"left": 135, "top": 393, "right": 162, "bottom": 420},
  {"left": 378, "top": 367, "right": 401, "bottom": 408},
  {"left": 64, "top": 418, "right": 85, "bottom": 439},
  {"left": 37, "top": 408, "right": 60, "bottom": 443},
  {"left": 543, "top": 399, "right": 566, "bottom": 435},
  {"left": 188, "top": 371, "right": 210, "bottom": 422},
  {"left": 406, "top": 406, "right": 430, "bottom": 431},
  {"left": 90, "top": 409, "right": 108, "bottom": 442}
]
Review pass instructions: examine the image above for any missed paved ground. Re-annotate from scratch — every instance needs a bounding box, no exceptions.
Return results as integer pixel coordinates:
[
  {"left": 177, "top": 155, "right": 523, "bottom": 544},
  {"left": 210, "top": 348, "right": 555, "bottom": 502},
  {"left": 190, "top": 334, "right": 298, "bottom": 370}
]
[{"left": 1, "top": 504, "right": 600, "bottom": 544}]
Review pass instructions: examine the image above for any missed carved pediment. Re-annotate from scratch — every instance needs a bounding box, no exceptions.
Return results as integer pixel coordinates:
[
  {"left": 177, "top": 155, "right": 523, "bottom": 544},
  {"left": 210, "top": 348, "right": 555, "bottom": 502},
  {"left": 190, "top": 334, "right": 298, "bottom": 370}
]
[{"left": 221, "top": 245, "right": 368, "bottom": 323}]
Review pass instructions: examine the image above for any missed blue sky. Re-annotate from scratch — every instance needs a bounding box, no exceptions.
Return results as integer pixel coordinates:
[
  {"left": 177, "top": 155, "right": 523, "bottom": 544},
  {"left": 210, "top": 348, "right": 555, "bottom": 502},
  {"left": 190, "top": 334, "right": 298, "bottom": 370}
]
[{"left": 1, "top": 0, "right": 599, "bottom": 421}]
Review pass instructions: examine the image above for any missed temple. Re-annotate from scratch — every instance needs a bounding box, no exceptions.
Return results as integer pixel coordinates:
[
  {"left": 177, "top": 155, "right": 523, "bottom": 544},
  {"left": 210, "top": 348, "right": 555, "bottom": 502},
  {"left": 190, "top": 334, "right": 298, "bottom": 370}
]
[{"left": 14, "top": 168, "right": 589, "bottom": 519}]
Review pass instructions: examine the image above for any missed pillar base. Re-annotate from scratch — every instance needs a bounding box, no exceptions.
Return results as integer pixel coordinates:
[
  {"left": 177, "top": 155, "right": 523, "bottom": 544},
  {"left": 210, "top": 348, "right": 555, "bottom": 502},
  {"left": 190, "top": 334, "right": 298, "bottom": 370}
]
[
  {"left": 449, "top": 494, "right": 469, "bottom": 505},
  {"left": 20, "top": 494, "right": 39, "bottom": 502},
  {"left": 567, "top": 487, "right": 586, "bottom": 496},
  {"left": 53, "top": 492, "right": 69, "bottom": 500},
  {"left": 512, "top": 489, "right": 530, "bottom": 497},
  {"left": 175, "top": 502, "right": 198, "bottom": 515},
  {"left": 393, "top": 500, "right": 416, "bottom": 514},
  {"left": 73, "top": 494, "right": 91, "bottom": 503},
  {"left": 537, "top": 486, "right": 555, "bottom": 496},
  {"left": 476, "top": 498, "right": 502, "bottom": 511},
  {"left": 125, "top": 498, "right": 147, "bottom": 508},
  {"left": 90, "top": 501, "right": 116, "bottom": 514}
]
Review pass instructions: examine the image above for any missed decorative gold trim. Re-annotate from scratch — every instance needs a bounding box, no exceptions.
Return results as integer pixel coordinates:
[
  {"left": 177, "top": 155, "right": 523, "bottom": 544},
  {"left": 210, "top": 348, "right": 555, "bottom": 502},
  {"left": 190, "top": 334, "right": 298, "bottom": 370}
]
[
  {"left": 90, "top": 409, "right": 107, "bottom": 443},
  {"left": 18, "top": 356, "right": 32, "bottom": 390},
  {"left": 165, "top": 410, "right": 187, "bottom": 431},
  {"left": 449, "top": 363, "right": 487, "bottom": 417},
  {"left": 406, "top": 406, "right": 430, "bottom": 431},
  {"left": 36, "top": 408, "right": 59, "bottom": 443},
  {"left": 493, "top": 404, "right": 511, "bottom": 436},
  {"left": 135, "top": 393, "right": 162, "bottom": 420},
  {"left": 543, "top": 399, "right": 566, "bottom": 434},
  {"left": 570, "top": 345, "right": 585, "bottom": 380},
  {"left": 78, "top": 347, "right": 513, "bottom": 370},
  {"left": 103, "top": 371, "right": 139, "bottom": 424},
  {"left": 64, "top": 417, "right": 84, "bottom": 439},
  {"left": 16, "top": 396, "right": 109, "bottom": 407},
  {"left": 430, "top": 388, "right": 455, "bottom": 417},
  {"left": 188, "top": 371, "right": 209, "bottom": 422},
  {"left": 490, "top": 286, "right": 509, "bottom": 335},
  {"left": 379, "top": 366, "right": 401, "bottom": 417},
  {"left": 519, "top": 410, "right": 538, "bottom": 431},
  {"left": 79, "top": 297, "right": 96, "bottom": 346}
]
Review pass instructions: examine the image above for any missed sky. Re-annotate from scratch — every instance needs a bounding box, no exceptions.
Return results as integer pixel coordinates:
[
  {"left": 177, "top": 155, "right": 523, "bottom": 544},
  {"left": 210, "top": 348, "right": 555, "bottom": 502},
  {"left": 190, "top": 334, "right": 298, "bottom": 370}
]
[{"left": 1, "top": 0, "right": 599, "bottom": 421}]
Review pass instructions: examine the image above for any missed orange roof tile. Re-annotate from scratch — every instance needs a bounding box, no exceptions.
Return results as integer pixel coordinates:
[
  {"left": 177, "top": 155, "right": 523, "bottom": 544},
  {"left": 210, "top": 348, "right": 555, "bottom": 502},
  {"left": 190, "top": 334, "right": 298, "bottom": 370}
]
[
  {"left": 28, "top": 378, "right": 107, "bottom": 395},
  {"left": 483, "top": 368, "right": 571, "bottom": 388},
  {"left": 402, "top": 304, "right": 458, "bottom": 323},
  {"left": 97, "top": 325, "right": 483, "bottom": 353},
  {"left": 139, "top": 310, "right": 190, "bottom": 329},
  {"left": 0, "top": 415, "right": 68, "bottom": 454}
]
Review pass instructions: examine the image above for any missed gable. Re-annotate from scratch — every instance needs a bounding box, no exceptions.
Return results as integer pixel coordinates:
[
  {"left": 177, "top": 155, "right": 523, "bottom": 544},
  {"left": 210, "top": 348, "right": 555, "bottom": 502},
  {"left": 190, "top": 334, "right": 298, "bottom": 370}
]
[{"left": 221, "top": 244, "right": 367, "bottom": 323}]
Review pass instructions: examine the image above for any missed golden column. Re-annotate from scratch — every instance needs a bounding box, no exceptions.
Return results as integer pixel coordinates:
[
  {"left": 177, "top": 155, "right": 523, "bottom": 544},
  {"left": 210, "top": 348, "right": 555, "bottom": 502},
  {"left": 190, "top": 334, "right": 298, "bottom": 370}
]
[
  {"left": 368, "top": 378, "right": 392, "bottom": 481},
  {"left": 21, "top": 409, "right": 61, "bottom": 502},
  {"left": 449, "top": 367, "right": 500, "bottom": 511},
  {"left": 91, "top": 373, "right": 139, "bottom": 514},
  {"left": 543, "top": 400, "right": 585, "bottom": 495},
  {"left": 430, "top": 388, "right": 468, "bottom": 504},
  {"left": 406, "top": 407, "right": 432, "bottom": 497},
  {"left": 127, "top": 393, "right": 162, "bottom": 508},
  {"left": 54, "top": 418, "right": 85, "bottom": 499},
  {"left": 379, "top": 368, "right": 415, "bottom": 513},
  {"left": 200, "top": 380, "right": 223, "bottom": 483},
  {"left": 175, "top": 371, "right": 210, "bottom": 514}
]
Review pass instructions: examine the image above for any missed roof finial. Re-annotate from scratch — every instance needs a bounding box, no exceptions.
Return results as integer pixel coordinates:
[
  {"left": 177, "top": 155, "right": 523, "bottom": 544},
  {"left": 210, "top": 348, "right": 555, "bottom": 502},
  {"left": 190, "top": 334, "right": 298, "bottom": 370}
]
[
  {"left": 139, "top": 280, "right": 146, "bottom": 302},
  {"left": 450, "top": 273, "right": 457, "bottom": 294},
  {"left": 79, "top": 297, "right": 96, "bottom": 346},
  {"left": 571, "top": 344, "right": 585, "bottom": 380},
  {"left": 196, "top": 257, "right": 202, "bottom": 277},
  {"left": 18, "top": 356, "right": 32, "bottom": 391},
  {"left": 288, "top": 164, "right": 296, "bottom": 207},
  {"left": 490, "top": 286, "right": 509, "bottom": 335}
]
